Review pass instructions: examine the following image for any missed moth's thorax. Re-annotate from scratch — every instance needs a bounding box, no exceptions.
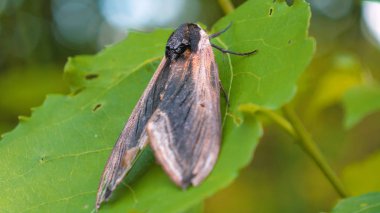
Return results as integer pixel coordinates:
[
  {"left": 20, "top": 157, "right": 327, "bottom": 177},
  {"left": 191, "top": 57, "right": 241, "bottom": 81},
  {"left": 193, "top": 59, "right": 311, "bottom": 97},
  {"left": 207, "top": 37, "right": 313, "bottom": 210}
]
[
  {"left": 165, "top": 23, "right": 210, "bottom": 61},
  {"left": 197, "top": 28, "right": 211, "bottom": 52}
]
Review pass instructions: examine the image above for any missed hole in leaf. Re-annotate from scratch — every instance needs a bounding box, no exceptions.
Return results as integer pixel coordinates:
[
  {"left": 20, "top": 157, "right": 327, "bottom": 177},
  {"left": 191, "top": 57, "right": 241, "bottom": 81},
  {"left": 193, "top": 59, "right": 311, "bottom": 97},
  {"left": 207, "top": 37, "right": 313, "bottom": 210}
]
[
  {"left": 39, "top": 156, "right": 46, "bottom": 163},
  {"left": 85, "top": 73, "right": 99, "bottom": 80},
  {"left": 269, "top": 8, "right": 273, "bottom": 16},
  {"left": 93, "top": 104, "right": 102, "bottom": 112},
  {"left": 285, "top": 0, "right": 294, "bottom": 6},
  {"left": 71, "top": 87, "right": 84, "bottom": 96}
]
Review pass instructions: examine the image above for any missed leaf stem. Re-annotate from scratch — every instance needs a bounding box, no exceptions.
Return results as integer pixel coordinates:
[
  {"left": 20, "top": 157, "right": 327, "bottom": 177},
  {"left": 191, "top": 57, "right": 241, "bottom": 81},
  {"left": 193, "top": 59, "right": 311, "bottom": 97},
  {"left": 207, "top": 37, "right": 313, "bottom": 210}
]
[
  {"left": 282, "top": 105, "right": 348, "bottom": 198},
  {"left": 257, "top": 107, "right": 296, "bottom": 138},
  {"left": 240, "top": 104, "right": 348, "bottom": 197},
  {"left": 217, "top": 0, "right": 235, "bottom": 14}
]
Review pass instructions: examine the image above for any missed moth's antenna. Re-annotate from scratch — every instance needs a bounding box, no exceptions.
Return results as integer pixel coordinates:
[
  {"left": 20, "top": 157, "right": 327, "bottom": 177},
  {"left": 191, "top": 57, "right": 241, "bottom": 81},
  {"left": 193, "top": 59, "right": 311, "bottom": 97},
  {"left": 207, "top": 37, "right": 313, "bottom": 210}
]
[
  {"left": 209, "top": 22, "right": 232, "bottom": 39},
  {"left": 211, "top": 44, "right": 258, "bottom": 56},
  {"left": 209, "top": 22, "right": 257, "bottom": 56}
]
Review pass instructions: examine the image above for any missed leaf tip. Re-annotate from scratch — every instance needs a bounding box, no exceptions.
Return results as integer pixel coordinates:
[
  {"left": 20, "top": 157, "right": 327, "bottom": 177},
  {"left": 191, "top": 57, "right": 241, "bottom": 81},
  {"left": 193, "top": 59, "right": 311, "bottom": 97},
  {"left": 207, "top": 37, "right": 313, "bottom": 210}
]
[{"left": 18, "top": 115, "right": 30, "bottom": 122}]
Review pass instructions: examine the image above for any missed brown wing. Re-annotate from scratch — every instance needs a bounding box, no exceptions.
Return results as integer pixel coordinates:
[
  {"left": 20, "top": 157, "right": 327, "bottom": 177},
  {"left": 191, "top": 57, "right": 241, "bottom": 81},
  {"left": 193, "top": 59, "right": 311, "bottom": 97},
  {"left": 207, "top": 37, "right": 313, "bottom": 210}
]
[
  {"left": 146, "top": 46, "right": 221, "bottom": 188},
  {"left": 96, "top": 57, "right": 171, "bottom": 208}
]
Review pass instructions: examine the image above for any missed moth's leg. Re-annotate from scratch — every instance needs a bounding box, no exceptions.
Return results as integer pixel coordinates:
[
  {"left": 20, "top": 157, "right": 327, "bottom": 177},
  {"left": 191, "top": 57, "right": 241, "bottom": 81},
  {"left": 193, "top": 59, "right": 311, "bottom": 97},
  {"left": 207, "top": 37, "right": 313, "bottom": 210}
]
[
  {"left": 219, "top": 80, "right": 230, "bottom": 107},
  {"left": 209, "top": 22, "right": 232, "bottom": 39},
  {"left": 211, "top": 44, "right": 258, "bottom": 56}
]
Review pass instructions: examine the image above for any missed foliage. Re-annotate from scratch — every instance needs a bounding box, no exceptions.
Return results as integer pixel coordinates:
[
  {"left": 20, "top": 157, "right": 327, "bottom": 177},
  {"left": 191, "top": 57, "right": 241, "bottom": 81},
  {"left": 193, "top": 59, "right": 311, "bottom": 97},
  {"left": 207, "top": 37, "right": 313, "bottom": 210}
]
[
  {"left": 331, "top": 192, "right": 380, "bottom": 213},
  {"left": 343, "top": 84, "right": 380, "bottom": 128},
  {"left": 0, "top": 0, "right": 315, "bottom": 212}
]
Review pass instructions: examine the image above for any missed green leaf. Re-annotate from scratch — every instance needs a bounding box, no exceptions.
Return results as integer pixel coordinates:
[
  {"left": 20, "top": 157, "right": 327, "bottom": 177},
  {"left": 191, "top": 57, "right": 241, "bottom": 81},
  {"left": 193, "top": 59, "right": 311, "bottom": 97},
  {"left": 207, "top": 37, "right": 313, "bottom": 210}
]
[
  {"left": 0, "top": 0, "right": 314, "bottom": 212},
  {"left": 183, "top": 202, "right": 204, "bottom": 213},
  {"left": 343, "top": 84, "right": 380, "bottom": 129},
  {"left": 331, "top": 192, "right": 380, "bottom": 213},
  {"left": 0, "top": 65, "right": 69, "bottom": 134},
  {"left": 213, "top": 0, "right": 314, "bottom": 109},
  {"left": 342, "top": 151, "right": 380, "bottom": 195}
]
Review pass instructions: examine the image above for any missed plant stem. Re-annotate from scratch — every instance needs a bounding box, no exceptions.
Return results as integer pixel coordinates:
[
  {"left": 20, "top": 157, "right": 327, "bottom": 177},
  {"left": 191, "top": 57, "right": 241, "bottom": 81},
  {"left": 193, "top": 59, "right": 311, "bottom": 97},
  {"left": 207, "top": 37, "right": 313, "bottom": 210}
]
[
  {"left": 217, "top": 0, "right": 235, "bottom": 14},
  {"left": 257, "top": 108, "right": 296, "bottom": 138},
  {"left": 282, "top": 105, "right": 348, "bottom": 198}
]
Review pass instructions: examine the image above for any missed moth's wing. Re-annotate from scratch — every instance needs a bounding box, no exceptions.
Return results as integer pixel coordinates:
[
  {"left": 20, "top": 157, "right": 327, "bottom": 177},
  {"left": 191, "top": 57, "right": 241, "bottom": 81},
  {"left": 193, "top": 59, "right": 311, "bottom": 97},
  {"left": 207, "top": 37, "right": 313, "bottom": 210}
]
[
  {"left": 96, "top": 57, "right": 170, "bottom": 209},
  {"left": 146, "top": 47, "right": 221, "bottom": 188}
]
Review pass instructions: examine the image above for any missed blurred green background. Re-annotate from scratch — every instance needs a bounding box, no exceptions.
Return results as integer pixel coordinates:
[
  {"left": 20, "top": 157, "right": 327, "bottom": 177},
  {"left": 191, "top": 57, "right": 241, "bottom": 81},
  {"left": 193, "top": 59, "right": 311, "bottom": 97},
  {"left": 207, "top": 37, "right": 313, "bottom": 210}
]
[{"left": 1, "top": 0, "right": 380, "bottom": 212}]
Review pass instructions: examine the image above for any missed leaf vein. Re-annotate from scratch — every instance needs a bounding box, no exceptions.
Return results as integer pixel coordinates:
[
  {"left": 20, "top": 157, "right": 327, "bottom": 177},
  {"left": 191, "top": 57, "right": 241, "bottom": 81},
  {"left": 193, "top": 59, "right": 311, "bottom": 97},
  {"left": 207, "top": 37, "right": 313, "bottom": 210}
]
[{"left": 21, "top": 190, "right": 96, "bottom": 212}]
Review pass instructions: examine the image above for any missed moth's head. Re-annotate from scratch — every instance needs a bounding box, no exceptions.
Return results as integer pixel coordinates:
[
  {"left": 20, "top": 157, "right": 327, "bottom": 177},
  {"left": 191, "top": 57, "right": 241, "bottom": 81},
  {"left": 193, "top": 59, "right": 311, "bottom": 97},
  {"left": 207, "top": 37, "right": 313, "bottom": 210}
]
[{"left": 165, "top": 23, "right": 202, "bottom": 61}]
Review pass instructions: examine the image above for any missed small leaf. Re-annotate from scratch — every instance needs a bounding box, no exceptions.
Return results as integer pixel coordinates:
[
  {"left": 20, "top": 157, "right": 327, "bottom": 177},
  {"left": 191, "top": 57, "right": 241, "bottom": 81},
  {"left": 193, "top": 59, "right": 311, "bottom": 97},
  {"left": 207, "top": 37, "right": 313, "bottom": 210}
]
[
  {"left": 343, "top": 84, "right": 380, "bottom": 129},
  {"left": 331, "top": 192, "right": 380, "bottom": 213}
]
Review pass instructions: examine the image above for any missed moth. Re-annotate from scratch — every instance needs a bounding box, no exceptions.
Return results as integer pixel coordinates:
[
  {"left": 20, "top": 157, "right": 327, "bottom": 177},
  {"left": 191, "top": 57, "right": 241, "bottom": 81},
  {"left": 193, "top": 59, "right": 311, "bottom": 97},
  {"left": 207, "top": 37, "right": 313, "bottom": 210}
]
[{"left": 96, "top": 23, "right": 256, "bottom": 209}]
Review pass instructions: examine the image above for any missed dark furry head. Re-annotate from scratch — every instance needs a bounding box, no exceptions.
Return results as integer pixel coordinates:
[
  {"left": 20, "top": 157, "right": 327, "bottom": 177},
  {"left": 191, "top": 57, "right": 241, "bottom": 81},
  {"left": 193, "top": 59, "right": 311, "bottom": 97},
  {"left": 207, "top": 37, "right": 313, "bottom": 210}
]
[{"left": 165, "top": 23, "right": 201, "bottom": 61}]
